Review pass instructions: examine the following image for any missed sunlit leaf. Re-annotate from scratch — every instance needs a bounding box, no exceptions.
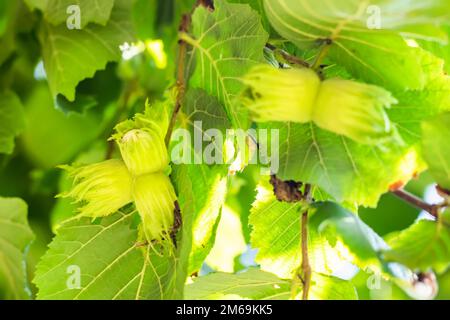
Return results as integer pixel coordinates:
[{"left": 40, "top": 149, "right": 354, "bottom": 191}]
[
  {"left": 184, "top": 0, "right": 268, "bottom": 128},
  {"left": 262, "top": 121, "right": 421, "bottom": 207},
  {"left": 263, "top": 0, "right": 448, "bottom": 90},
  {"left": 421, "top": 112, "right": 450, "bottom": 190},
  {"left": 34, "top": 211, "right": 177, "bottom": 300},
  {"left": 385, "top": 210, "right": 450, "bottom": 273},
  {"left": 185, "top": 268, "right": 358, "bottom": 300}
]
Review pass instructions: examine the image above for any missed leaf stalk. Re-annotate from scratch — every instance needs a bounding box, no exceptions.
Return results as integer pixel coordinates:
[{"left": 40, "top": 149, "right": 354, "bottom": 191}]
[{"left": 391, "top": 188, "right": 443, "bottom": 218}]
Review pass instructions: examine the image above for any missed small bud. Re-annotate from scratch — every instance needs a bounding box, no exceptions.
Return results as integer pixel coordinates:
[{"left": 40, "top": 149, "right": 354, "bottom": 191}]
[
  {"left": 132, "top": 173, "right": 177, "bottom": 242},
  {"left": 117, "top": 128, "right": 168, "bottom": 176},
  {"left": 62, "top": 159, "right": 133, "bottom": 217},
  {"left": 313, "top": 79, "right": 398, "bottom": 144},
  {"left": 242, "top": 65, "right": 321, "bottom": 123}
]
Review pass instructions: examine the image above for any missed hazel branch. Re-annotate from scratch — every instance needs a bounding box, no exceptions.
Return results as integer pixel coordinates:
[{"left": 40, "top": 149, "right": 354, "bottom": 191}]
[
  {"left": 265, "top": 43, "right": 310, "bottom": 68},
  {"left": 270, "top": 176, "right": 313, "bottom": 300},
  {"left": 300, "top": 183, "right": 313, "bottom": 300},
  {"left": 391, "top": 188, "right": 441, "bottom": 218},
  {"left": 165, "top": 0, "right": 215, "bottom": 147},
  {"left": 165, "top": 14, "right": 191, "bottom": 147},
  {"left": 311, "top": 38, "right": 333, "bottom": 73}
]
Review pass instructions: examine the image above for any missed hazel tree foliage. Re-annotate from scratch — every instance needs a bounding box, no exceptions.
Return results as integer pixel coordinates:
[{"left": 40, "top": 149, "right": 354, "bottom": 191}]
[{"left": 0, "top": 0, "right": 449, "bottom": 300}]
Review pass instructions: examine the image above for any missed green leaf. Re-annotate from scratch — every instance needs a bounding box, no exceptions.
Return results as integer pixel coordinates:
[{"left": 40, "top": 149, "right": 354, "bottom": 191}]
[
  {"left": 249, "top": 180, "right": 303, "bottom": 278},
  {"left": 384, "top": 210, "right": 450, "bottom": 273},
  {"left": 186, "top": 269, "right": 290, "bottom": 300},
  {"left": 24, "top": 0, "right": 48, "bottom": 12},
  {"left": 312, "top": 202, "right": 442, "bottom": 299},
  {"left": 264, "top": 121, "right": 420, "bottom": 207},
  {"left": 309, "top": 202, "right": 439, "bottom": 299},
  {"left": 183, "top": 0, "right": 268, "bottom": 128},
  {"left": 0, "top": 0, "right": 14, "bottom": 37},
  {"left": 34, "top": 211, "right": 177, "bottom": 299},
  {"left": 228, "top": 0, "right": 272, "bottom": 33},
  {"left": 0, "top": 29, "right": 15, "bottom": 67},
  {"left": 172, "top": 163, "right": 228, "bottom": 278},
  {"left": 0, "top": 91, "right": 25, "bottom": 155},
  {"left": 249, "top": 184, "right": 432, "bottom": 298},
  {"left": 0, "top": 197, "right": 34, "bottom": 300},
  {"left": 205, "top": 205, "right": 247, "bottom": 272},
  {"left": 39, "top": 0, "right": 134, "bottom": 101},
  {"left": 185, "top": 268, "right": 358, "bottom": 300},
  {"left": 44, "top": 0, "right": 115, "bottom": 28},
  {"left": 0, "top": 2, "right": 37, "bottom": 68},
  {"left": 310, "top": 202, "right": 389, "bottom": 272},
  {"left": 189, "top": 171, "right": 228, "bottom": 273},
  {"left": 309, "top": 202, "right": 438, "bottom": 299},
  {"left": 263, "top": 0, "right": 442, "bottom": 90},
  {"left": 379, "top": 0, "right": 450, "bottom": 37},
  {"left": 171, "top": 165, "right": 226, "bottom": 298},
  {"left": 24, "top": 0, "right": 114, "bottom": 28},
  {"left": 21, "top": 85, "right": 103, "bottom": 168},
  {"left": 132, "top": 0, "right": 157, "bottom": 39},
  {"left": 180, "top": 88, "right": 231, "bottom": 162},
  {"left": 250, "top": 186, "right": 389, "bottom": 277},
  {"left": 54, "top": 62, "right": 122, "bottom": 114},
  {"left": 389, "top": 57, "right": 450, "bottom": 147},
  {"left": 417, "top": 25, "right": 450, "bottom": 74},
  {"left": 309, "top": 272, "right": 358, "bottom": 300},
  {"left": 168, "top": 90, "right": 231, "bottom": 276},
  {"left": 421, "top": 112, "right": 450, "bottom": 190},
  {"left": 183, "top": 88, "right": 231, "bottom": 133},
  {"left": 359, "top": 192, "right": 420, "bottom": 237},
  {"left": 25, "top": 0, "right": 115, "bottom": 28},
  {"left": 250, "top": 180, "right": 356, "bottom": 279}
]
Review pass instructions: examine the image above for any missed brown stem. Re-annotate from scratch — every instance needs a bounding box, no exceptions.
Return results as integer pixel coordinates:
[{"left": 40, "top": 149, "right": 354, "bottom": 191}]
[
  {"left": 273, "top": 177, "right": 314, "bottom": 299},
  {"left": 301, "top": 211, "right": 311, "bottom": 300},
  {"left": 300, "top": 184, "right": 312, "bottom": 300},
  {"left": 165, "top": 14, "right": 191, "bottom": 146},
  {"left": 436, "top": 185, "right": 450, "bottom": 198},
  {"left": 165, "top": 0, "right": 212, "bottom": 146},
  {"left": 265, "top": 44, "right": 310, "bottom": 68},
  {"left": 311, "top": 39, "right": 332, "bottom": 71},
  {"left": 392, "top": 189, "right": 439, "bottom": 218}
]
